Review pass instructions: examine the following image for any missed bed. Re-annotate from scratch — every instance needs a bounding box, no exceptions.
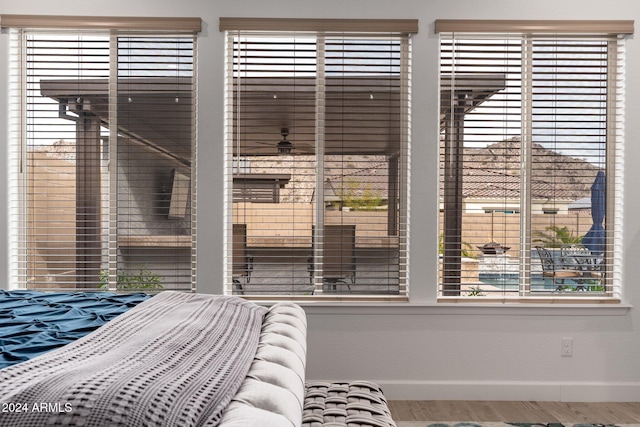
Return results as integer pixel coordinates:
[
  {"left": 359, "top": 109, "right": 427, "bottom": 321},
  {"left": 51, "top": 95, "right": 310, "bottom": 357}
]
[{"left": 0, "top": 290, "right": 307, "bottom": 427}]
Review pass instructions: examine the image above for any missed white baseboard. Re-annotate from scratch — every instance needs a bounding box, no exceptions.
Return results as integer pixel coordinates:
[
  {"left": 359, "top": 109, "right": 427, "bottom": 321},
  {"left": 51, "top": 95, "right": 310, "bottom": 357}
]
[{"left": 363, "top": 380, "right": 640, "bottom": 402}]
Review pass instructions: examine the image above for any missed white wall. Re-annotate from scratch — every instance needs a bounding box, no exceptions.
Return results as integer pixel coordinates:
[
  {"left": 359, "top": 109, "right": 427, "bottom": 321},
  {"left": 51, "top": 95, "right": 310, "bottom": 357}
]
[{"left": 1, "top": 0, "right": 639, "bottom": 401}]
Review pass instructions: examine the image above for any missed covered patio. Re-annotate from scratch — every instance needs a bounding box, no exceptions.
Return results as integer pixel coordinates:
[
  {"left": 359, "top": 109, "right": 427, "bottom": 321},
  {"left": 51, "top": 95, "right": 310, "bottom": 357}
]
[
  {"left": 37, "top": 77, "right": 194, "bottom": 288},
  {"left": 230, "top": 73, "right": 407, "bottom": 294}
]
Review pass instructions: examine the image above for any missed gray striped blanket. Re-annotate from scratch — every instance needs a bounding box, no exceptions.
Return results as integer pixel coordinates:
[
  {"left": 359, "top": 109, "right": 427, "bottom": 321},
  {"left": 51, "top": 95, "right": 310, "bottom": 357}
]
[{"left": 0, "top": 291, "right": 268, "bottom": 427}]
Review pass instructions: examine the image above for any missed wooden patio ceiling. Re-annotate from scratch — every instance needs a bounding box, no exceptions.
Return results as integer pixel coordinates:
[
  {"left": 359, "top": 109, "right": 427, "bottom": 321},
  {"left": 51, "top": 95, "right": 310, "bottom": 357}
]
[{"left": 231, "top": 76, "right": 402, "bottom": 157}]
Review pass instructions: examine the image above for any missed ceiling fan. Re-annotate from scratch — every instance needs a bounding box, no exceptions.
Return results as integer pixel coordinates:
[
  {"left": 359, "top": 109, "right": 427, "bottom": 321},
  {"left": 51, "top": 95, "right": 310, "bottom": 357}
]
[
  {"left": 276, "top": 128, "right": 293, "bottom": 155},
  {"left": 237, "top": 127, "right": 300, "bottom": 155}
]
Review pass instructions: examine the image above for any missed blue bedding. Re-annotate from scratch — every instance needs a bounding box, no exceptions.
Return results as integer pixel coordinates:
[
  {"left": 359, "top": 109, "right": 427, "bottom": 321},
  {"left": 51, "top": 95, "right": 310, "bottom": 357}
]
[{"left": 0, "top": 290, "right": 150, "bottom": 369}]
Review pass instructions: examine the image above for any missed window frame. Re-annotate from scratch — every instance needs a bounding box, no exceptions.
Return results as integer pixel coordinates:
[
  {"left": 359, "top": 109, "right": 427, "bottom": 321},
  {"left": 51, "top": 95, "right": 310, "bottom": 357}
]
[
  {"left": 435, "top": 20, "right": 630, "bottom": 303},
  {"left": 222, "top": 19, "right": 416, "bottom": 300},
  {"left": 5, "top": 18, "right": 200, "bottom": 292}
]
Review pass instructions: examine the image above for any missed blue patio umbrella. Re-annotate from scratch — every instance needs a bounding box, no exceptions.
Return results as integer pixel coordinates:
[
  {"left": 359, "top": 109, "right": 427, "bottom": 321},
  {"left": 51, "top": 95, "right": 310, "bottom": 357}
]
[{"left": 582, "top": 171, "right": 606, "bottom": 255}]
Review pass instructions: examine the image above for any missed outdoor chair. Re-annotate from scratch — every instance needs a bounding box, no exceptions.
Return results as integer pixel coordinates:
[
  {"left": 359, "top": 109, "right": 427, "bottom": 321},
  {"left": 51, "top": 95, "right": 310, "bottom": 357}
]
[
  {"left": 560, "top": 244, "right": 603, "bottom": 289},
  {"left": 308, "top": 224, "right": 356, "bottom": 291},
  {"left": 232, "top": 224, "right": 253, "bottom": 294},
  {"left": 535, "top": 246, "right": 583, "bottom": 291}
]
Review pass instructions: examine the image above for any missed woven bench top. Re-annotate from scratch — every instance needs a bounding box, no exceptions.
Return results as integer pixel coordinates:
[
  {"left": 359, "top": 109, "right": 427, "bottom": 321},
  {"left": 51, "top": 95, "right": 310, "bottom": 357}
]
[{"left": 303, "top": 381, "right": 396, "bottom": 427}]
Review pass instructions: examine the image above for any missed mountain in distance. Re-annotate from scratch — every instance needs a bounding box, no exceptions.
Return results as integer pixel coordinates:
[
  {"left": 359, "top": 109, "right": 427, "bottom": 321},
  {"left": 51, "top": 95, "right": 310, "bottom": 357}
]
[{"left": 461, "top": 136, "right": 602, "bottom": 201}]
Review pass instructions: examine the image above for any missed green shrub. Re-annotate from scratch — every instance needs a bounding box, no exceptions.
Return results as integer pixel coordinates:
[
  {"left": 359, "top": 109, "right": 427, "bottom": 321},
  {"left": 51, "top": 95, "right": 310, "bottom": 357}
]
[{"left": 100, "top": 266, "right": 163, "bottom": 291}]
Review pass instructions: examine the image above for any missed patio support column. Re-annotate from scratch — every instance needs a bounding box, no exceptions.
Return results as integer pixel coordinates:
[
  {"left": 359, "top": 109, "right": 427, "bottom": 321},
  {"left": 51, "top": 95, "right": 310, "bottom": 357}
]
[
  {"left": 442, "top": 92, "right": 468, "bottom": 296},
  {"left": 75, "top": 112, "right": 102, "bottom": 287}
]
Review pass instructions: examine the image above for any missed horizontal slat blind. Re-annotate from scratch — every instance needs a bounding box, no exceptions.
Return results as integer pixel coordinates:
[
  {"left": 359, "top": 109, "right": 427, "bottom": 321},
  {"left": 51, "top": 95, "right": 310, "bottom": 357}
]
[
  {"left": 439, "top": 31, "right": 624, "bottom": 300},
  {"left": 440, "top": 35, "right": 522, "bottom": 297},
  {"left": 14, "top": 32, "right": 111, "bottom": 290},
  {"left": 226, "top": 29, "right": 409, "bottom": 298},
  {"left": 9, "top": 29, "right": 196, "bottom": 291},
  {"left": 115, "top": 35, "right": 196, "bottom": 292},
  {"left": 322, "top": 36, "right": 407, "bottom": 296},
  {"left": 229, "top": 33, "right": 317, "bottom": 295}
]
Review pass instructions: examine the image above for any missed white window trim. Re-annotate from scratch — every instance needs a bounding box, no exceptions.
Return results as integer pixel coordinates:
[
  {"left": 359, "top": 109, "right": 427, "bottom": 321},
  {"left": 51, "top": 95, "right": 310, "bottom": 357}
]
[
  {"left": 437, "top": 22, "right": 631, "bottom": 303},
  {"left": 7, "top": 26, "right": 198, "bottom": 291},
  {"left": 222, "top": 20, "right": 414, "bottom": 300}
]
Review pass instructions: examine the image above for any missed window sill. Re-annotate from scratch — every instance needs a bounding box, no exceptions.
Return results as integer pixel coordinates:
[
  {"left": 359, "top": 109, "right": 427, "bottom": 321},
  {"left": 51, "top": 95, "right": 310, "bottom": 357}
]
[
  {"left": 283, "top": 300, "right": 632, "bottom": 316},
  {"left": 244, "top": 293, "right": 630, "bottom": 316}
]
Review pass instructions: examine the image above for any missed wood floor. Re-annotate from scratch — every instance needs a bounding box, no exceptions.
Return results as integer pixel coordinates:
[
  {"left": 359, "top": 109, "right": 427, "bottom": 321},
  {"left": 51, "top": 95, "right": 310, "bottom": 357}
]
[{"left": 388, "top": 401, "right": 640, "bottom": 424}]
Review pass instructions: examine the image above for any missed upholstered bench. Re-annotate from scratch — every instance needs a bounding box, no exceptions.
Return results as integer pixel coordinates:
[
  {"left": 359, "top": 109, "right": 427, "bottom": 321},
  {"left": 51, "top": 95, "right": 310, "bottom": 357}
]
[{"left": 302, "top": 381, "right": 396, "bottom": 427}]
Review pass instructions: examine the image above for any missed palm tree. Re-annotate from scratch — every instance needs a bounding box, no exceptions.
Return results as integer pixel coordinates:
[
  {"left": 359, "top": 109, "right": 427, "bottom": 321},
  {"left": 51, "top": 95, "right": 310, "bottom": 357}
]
[{"left": 533, "top": 226, "right": 583, "bottom": 248}]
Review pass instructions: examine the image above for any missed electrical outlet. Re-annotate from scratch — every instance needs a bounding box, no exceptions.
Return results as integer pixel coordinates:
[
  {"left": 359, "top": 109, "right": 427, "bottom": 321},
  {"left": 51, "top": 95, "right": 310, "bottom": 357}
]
[{"left": 561, "top": 337, "right": 573, "bottom": 357}]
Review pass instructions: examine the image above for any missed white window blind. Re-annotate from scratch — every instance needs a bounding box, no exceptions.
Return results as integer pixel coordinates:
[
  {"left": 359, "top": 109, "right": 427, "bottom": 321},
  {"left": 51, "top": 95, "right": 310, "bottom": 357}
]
[
  {"left": 224, "top": 24, "right": 412, "bottom": 298},
  {"left": 9, "top": 29, "right": 197, "bottom": 292},
  {"left": 438, "top": 27, "right": 626, "bottom": 301}
]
